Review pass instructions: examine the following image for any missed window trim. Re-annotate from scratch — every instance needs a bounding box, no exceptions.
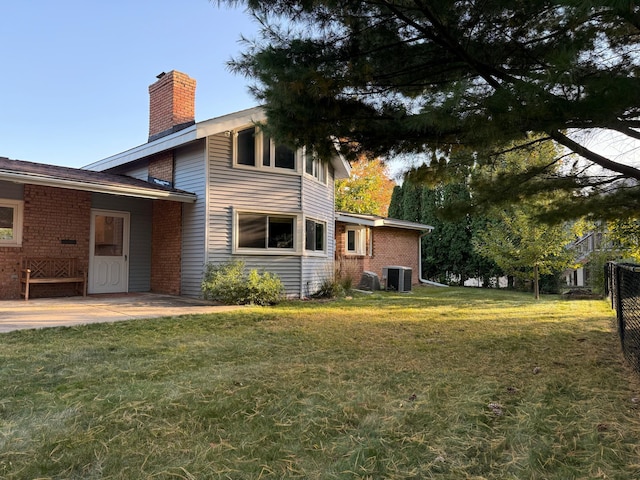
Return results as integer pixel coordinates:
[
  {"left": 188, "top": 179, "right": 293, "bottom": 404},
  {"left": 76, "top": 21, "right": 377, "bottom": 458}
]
[
  {"left": 232, "top": 126, "right": 300, "bottom": 174},
  {"left": 0, "top": 199, "right": 23, "bottom": 247},
  {"left": 233, "top": 209, "right": 303, "bottom": 255},
  {"left": 304, "top": 217, "right": 327, "bottom": 256},
  {"left": 304, "top": 147, "right": 328, "bottom": 184},
  {"left": 345, "top": 226, "right": 369, "bottom": 256}
]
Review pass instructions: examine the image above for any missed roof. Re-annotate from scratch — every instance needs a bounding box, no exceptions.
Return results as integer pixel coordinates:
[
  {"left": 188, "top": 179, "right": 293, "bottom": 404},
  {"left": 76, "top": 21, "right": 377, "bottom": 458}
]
[
  {"left": 336, "top": 212, "right": 433, "bottom": 232},
  {"left": 84, "top": 106, "right": 352, "bottom": 179},
  {"left": 0, "top": 157, "right": 197, "bottom": 203}
]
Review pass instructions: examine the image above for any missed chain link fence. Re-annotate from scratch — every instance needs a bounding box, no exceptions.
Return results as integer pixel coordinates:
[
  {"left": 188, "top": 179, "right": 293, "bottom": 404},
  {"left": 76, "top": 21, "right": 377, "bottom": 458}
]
[{"left": 606, "top": 262, "right": 640, "bottom": 372}]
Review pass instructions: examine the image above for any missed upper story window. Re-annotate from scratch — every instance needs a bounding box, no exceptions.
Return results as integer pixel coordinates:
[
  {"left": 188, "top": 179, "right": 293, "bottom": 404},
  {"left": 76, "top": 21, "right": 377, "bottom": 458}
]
[
  {"left": 305, "top": 219, "right": 326, "bottom": 253},
  {"left": 346, "top": 226, "right": 368, "bottom": 256},
  {"left": 235, "top": 126, "right": 297, "bottom": 171},
  {"left": 0, "top": 199, "right": 23, "bottom": 247},
  {"left": 305, "top": 149, "right": 327, "bottom": 183}
]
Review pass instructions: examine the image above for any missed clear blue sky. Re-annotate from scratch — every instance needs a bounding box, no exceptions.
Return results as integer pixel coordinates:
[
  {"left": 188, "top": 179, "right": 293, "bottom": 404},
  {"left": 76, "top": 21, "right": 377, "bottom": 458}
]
[{"left": 1, "top": 0, "right": 259, "bottom": 168}]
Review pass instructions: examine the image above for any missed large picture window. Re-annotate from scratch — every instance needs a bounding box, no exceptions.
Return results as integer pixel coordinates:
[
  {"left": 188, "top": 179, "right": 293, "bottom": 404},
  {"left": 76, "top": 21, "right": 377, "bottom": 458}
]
[
  {"left": 305, "top": 219, "right": 326, "bottom": 252},
  {"left": 235, "top": 126, "right": 296, "bottom": 171},
  {"left": 237, "top": 213, "right": 295, "bottom": 250},
  {"left": 0, "top": 199, "right": 23, "bottom": 247}
]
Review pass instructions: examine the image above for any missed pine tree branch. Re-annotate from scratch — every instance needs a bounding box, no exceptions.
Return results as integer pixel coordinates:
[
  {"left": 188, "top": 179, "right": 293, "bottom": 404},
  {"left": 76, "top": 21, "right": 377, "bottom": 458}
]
[{"left": 548, "top": 130, "right": 640, "bottom": 180}]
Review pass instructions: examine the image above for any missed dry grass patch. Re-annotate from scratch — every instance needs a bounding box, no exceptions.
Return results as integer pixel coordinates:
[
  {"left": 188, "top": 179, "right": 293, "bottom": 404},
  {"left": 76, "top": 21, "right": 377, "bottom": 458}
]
[{"left": 1, "top": 287, "right": 639, "bottom": 479}]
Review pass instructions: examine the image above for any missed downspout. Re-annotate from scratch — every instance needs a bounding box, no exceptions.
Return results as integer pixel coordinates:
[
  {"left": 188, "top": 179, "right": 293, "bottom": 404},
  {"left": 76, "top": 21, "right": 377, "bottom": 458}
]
[{"left": 419, "top": 231, "right": 448, "bottom": 287}]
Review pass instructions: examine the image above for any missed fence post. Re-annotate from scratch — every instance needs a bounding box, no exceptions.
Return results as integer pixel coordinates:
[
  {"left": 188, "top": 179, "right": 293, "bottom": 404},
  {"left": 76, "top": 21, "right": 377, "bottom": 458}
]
[{"left": 616, "top": 264, "right": 625, "bottom": 347}]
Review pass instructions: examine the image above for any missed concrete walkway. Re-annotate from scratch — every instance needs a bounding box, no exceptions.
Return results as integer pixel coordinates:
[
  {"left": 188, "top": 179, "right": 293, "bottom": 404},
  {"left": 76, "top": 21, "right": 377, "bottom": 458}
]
[{"left": 0, "top": 293, "right": 242, "bottom": 333}]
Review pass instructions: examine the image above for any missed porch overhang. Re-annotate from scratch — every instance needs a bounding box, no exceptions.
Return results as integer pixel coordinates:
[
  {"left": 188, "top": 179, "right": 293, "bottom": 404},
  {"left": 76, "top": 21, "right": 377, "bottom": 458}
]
[
  {"left": 336, "top": 212, "right": 433, "bottom": 232},
  {"left": 0, "top": 158, "right": 196, "bottom": 203}
]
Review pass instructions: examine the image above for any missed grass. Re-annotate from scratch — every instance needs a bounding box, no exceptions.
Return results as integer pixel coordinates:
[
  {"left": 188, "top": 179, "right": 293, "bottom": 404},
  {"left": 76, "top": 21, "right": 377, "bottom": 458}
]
[{"left": 1, "top": 287, "right": 639, "bottom": 479}]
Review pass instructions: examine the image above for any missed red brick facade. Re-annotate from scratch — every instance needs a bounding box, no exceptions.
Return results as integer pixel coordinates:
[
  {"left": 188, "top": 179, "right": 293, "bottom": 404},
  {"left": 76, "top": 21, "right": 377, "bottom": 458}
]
[
  {"left": 150, "top": 200, "right": 182, "bottom": 295},
  {"left": 0, "top": 185, "right": 91, "bottom": 299},
  {"left": 148, "top": 151, "right": 174, "bottom": 183},
  {"left": 148, "top": 71, "right": 196, "bottom": 141},
  {"left": 336, "top": 222, "right": 422, "bottom": 287}
]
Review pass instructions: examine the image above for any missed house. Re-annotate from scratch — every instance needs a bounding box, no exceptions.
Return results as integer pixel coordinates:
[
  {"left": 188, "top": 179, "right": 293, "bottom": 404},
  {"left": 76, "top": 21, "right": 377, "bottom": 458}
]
[
  {"left": 0, "top": 70, "right": 433, "bottom": 301},
  {"left": 81, "top": 70, "right": 350, "bottom": 299},
  {"left": 0, "top": 157, "right": 195, "bottom": 299},
  {"left": 335, "top": 212, "right": 433, "bottom": 288}
]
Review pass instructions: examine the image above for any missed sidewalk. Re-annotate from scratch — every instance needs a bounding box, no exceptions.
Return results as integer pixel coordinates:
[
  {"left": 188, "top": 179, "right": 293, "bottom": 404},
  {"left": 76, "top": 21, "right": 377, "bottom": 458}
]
[{"left": 0, "top": 293, "right": 242, "bottom": 333}]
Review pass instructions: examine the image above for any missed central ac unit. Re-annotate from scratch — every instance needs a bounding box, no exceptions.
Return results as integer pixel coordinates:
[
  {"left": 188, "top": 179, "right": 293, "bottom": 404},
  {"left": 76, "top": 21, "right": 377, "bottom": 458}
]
[{"left": 383, "top": 266, "right": 412, "bottom": 292}]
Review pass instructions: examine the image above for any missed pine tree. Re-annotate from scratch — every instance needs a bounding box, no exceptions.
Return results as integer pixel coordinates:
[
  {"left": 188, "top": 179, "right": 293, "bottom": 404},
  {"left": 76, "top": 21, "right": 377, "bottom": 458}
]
[{"left": 225, "top": 0, "right": 640, "bottom": 221}]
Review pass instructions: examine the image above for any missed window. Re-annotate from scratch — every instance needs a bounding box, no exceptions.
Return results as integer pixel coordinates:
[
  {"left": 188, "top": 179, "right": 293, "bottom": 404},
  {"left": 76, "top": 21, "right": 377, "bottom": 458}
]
[
  {"left": 0, "top": 200, "right": 23, "bottom": 247},
  {"left": 346, "top": 226, "right": 368, "bottom": 255},
  {"left": 237, "top": 127, "right": 256, "bottom": 166},
  {"left": 235, "top": 126, "right": 296, "bottom": 171},
  {"left": 237, "top": 213, "right": 295, "bottom": 250},
  {"left": 305, "top": 219, "right": 326, "bottom": 252},
  {"left": 305, "top": 149, "right": 326, "bottom": 183}
]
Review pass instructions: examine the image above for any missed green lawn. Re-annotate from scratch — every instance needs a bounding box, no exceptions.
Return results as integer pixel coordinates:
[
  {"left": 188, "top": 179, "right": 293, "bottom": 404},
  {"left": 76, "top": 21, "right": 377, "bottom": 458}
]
[{"left": 1, "top": 287, "right": 639, "bottom": 479}]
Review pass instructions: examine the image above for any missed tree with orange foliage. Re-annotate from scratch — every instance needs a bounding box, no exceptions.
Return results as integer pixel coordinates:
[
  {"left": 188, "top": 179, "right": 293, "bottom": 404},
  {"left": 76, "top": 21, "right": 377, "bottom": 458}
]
[{"left": 335, "top": 157, "right": 395, "bottom": 217}]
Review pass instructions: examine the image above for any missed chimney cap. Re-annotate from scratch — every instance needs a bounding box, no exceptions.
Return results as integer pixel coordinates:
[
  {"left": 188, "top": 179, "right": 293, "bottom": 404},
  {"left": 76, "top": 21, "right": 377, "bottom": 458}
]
[{"left": 156, "top": 72, "right": 166, "bottom": 79}]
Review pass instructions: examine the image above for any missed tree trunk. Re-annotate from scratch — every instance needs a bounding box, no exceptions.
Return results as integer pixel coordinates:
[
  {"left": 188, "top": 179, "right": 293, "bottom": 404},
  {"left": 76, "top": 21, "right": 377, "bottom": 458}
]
[{"left": 533, "top": 264, "right": 540, "bottom": 300}]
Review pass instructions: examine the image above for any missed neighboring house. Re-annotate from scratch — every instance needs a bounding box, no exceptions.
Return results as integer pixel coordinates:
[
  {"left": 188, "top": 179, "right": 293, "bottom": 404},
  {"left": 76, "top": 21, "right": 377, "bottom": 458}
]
[
  {"left": 82, "top": 70, "right": 350, "bottom": 299},
  {"left": 335, "top": 212, "right": 433, "bottom": 288},
  {"left": 565, "top": 228, "right": 608, "bottom": 287}
]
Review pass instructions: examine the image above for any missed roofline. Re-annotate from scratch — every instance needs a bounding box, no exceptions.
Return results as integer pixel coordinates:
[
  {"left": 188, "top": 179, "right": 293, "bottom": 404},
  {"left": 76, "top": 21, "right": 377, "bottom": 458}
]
[
  {"left": 84, "top": 106, "right": 352, "bottom": 179},
  {"left": 84, "top": 107, "right": 265, "bottom": 171},
  {"left": 0, "top": 170, "right": 197, "bottom": 203},
  {"left": 336, "top": 212, "right": 433, "bottom": 231}
]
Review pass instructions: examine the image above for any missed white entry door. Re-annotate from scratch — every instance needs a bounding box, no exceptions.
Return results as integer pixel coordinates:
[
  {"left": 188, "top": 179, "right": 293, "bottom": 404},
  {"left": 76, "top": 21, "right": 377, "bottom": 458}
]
[{"left": 89, "top": 209, "right": 130, "bottom": 294}]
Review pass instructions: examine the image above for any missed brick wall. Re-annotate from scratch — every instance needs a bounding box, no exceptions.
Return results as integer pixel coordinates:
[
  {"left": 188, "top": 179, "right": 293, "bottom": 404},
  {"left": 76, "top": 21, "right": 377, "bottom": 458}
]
[
  {"left": 148, "top": 151, "right": 174, "bottom": 183},
  {"left": 0, "top": 248, "right": 21, "bottom": 299},
  {"left": 335, "top": 222, "right": 422, "bottom": 287},
  {"left": 369, "top": 227, "right": 421, "bottom": 285},
  {"left": 0, "top": 185, "right": 91, "bottom": 299},
  {"left": 151, "top": 200, "right": 182, "bottom": 295},
  {"left": 148, "top": 70, "right": 196, "bottom": 141},
  {"left": 335, "top": 222, "right": 371, "bottom": 285}
]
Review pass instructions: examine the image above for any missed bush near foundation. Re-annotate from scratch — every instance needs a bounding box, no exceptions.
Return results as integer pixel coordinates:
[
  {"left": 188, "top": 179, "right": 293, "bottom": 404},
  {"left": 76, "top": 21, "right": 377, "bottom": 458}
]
[{"left": 201, "top": 260, "right": 284, "bottom": 306}]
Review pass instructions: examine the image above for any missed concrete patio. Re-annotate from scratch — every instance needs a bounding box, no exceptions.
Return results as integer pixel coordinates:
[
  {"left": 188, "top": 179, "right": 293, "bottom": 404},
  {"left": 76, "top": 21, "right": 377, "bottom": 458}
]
[{"left": 0, "top": 293, "right": 242, "bottom": 333}]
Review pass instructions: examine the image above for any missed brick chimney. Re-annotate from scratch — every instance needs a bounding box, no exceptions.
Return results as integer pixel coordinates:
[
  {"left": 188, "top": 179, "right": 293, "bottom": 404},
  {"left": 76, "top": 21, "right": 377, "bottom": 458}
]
[{"left": 148, "top": 70, "right": 196, "bottom": 142}]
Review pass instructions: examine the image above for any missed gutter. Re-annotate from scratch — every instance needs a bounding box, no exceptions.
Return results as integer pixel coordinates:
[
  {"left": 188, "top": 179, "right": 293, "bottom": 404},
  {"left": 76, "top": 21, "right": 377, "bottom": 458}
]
[{"left": 419, "top": 231, "right": 448, "bottom": 287}]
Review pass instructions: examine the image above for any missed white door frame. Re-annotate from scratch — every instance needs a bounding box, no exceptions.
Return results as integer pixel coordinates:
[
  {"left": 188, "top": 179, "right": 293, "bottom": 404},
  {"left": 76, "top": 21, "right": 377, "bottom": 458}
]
[{"left": 89, "top": 209, "right": 130, "bottom": 294}]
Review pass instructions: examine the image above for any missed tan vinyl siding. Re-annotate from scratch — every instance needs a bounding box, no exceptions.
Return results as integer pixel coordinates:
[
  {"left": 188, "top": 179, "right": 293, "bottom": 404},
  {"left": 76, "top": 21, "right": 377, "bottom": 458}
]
[
  {"left": 207, "top": 133, "right": 302, "bottom": 296},
  {"left": 174, "top": 140, "right": 207, "bottom": 297}
]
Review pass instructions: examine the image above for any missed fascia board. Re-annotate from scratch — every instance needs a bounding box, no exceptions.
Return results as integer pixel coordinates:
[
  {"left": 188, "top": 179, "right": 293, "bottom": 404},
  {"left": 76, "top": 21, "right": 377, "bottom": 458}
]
[
  {"left": 84, "top": 126, "right": 198, "bottom": 171},
  {"left": 0, "top": 171, "right": 197, "bottom": 203},
  {"left": 336, "top": 212, "right": 432, "bottom": 231},
  {"left": 84, "top": 107, "right": 266, "bottom": 172}
]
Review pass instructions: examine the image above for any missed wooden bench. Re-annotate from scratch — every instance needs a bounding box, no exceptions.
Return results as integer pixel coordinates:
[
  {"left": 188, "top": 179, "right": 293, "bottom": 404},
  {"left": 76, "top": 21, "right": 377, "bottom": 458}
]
[{"left": 21, "top": 258, "right": 87, "bottom": 301}]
